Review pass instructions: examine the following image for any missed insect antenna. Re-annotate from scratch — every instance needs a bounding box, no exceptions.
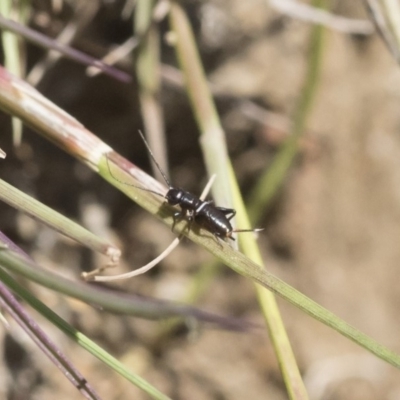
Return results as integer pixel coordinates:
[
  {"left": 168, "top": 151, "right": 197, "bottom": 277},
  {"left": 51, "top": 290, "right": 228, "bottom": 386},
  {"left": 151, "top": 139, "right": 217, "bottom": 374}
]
[
  {"left": 137, "top": 130, "right": 172, "bottom": 188},
  {"left": 105, "top": 154, "right": 166, "bottom": 199},
  {"left": 233, "top": 228, "right": 264, "bottom": 234}
]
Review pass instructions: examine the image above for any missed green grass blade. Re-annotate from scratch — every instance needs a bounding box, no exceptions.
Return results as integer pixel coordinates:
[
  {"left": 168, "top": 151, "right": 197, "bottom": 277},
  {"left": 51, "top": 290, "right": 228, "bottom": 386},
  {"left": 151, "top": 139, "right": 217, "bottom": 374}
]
[
  {"left": 248, "top": 0, "right": 326, "bottom": 222},
  {"left": 0, "top": 0, "right": 25, "bottom": 146},
  {"left": 0, "top": 267, "right": 172, "bottom": 400},
  {"left": 168, "top": 3, "right": 308, "bottom": 398},
  {"left": 0, "top": 177, "right": 120, "bottom": 263},
  {"left": 135, "top": 0, "right": 169, "bottom": 179},
  {"left": 0, "top": 247, "right": 245, "bottom": 325}
]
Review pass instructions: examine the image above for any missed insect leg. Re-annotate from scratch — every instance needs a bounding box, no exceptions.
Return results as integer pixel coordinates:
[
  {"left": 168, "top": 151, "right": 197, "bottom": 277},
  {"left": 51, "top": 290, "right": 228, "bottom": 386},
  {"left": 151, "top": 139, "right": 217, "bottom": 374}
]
[
  {"left": 171, "top": 211, "right": 183, "bottom": 232},
  {"left": 215, "top": 207, "right": 236, "bottom": 221},
  {"left": 212, "top": 230, "right": 235, "bottom": 248},
  {"left": 178, "top": 175, "right": 216, "bottom": 237}
]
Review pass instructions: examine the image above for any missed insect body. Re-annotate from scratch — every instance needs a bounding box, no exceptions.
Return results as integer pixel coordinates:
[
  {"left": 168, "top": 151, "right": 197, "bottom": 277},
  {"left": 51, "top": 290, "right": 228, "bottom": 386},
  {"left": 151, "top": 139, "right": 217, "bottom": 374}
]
[
  {"left": 166, "top": 187, "right": 239, "bottom": 240},
  {"left": 194, "top": 204, "right": 237, "bottom": 240},
  {"left": 112, "top": 130, "right": 262, "bottom": 241}
]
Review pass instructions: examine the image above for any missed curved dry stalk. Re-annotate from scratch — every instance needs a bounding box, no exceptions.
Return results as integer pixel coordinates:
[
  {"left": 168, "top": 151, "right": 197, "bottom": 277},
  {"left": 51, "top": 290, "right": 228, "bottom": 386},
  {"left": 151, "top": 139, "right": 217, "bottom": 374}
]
[
  {"left": 89, "top": 174, "right": 217, "bottom": 282},
  {"left": 92, "top": 237, "right": 180, "bottom": 281}
]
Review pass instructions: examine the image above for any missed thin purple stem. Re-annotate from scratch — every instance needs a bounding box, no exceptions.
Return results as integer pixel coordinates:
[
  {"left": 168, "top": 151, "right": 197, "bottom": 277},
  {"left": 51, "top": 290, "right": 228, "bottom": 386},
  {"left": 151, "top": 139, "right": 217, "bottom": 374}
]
[
  {"left": 0, "top": 14, "right": 132, "bottom": 83},
  {"left": 0, "top": 232, "right": 101, "bottom": 400}
]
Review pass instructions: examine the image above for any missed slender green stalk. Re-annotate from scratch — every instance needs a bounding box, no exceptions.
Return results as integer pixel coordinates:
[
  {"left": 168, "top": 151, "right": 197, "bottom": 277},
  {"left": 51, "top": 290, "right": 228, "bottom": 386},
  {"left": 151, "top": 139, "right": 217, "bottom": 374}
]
[
  {"left": 0, "top": 0, "right": 25, "bottom": 145},
  {"left": 248, "top": 0, "right": 326, "bottom": 222},
  {"left": 0, "top": 246, "right": 245, "bottom": 327},
  {"left": 135, "top": 0, "right": 169, "bottom": 178},
  {"left": 168, "top": 4, "right": 233, "bottom": 210},
  {"left": 169, "top": 3, "right": 308, "bottom": 398},
  {"left": 0, "top": 178, "right": 120, "bottom": 263}
]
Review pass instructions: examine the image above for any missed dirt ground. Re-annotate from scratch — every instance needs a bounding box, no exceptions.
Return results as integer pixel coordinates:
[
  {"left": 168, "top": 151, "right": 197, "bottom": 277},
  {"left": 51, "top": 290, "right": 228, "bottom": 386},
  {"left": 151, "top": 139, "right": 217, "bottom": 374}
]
[{"left": 1, "top": 1, "right": 400, "bottom": 399}]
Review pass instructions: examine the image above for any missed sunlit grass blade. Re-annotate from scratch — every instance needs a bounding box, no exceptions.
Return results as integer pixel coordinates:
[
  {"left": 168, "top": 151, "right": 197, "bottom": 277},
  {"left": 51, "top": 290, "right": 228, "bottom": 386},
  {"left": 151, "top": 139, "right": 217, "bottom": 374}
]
[
  {"left": 248, "top": 0, "right": 326, "bottom": 222},
  {"left": 0, "top": 0, "right": 26, "bottom": 146},
  {"left": 0, "top": 177, "right": 121, "bottom": 265},
  {"left": 168, "top": 2, "right": 308, "bottom": 398},
  {"left": 135, "top": 0, "right": 169, "bottom": 180}
]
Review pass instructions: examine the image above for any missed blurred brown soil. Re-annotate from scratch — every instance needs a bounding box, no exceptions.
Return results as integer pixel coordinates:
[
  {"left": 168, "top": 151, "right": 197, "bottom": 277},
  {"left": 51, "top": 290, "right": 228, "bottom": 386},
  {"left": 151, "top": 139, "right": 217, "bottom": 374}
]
[{"left": 2, "top": 1, "right": 400, "bottom": 399}]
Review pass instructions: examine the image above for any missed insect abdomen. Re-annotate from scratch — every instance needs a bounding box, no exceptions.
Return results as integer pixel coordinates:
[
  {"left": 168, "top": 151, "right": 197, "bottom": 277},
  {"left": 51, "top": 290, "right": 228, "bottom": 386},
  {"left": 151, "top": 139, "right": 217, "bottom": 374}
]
[{"left": 195, "top": 206, "right": 233, "bottom": 238}]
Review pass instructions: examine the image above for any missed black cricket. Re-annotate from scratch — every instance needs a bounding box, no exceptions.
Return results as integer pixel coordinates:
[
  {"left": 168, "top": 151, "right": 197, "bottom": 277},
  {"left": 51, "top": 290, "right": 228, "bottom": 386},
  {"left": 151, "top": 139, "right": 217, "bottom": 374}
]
[{"left": 111, "top": 131, "right": 262, "bottom": 241}]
